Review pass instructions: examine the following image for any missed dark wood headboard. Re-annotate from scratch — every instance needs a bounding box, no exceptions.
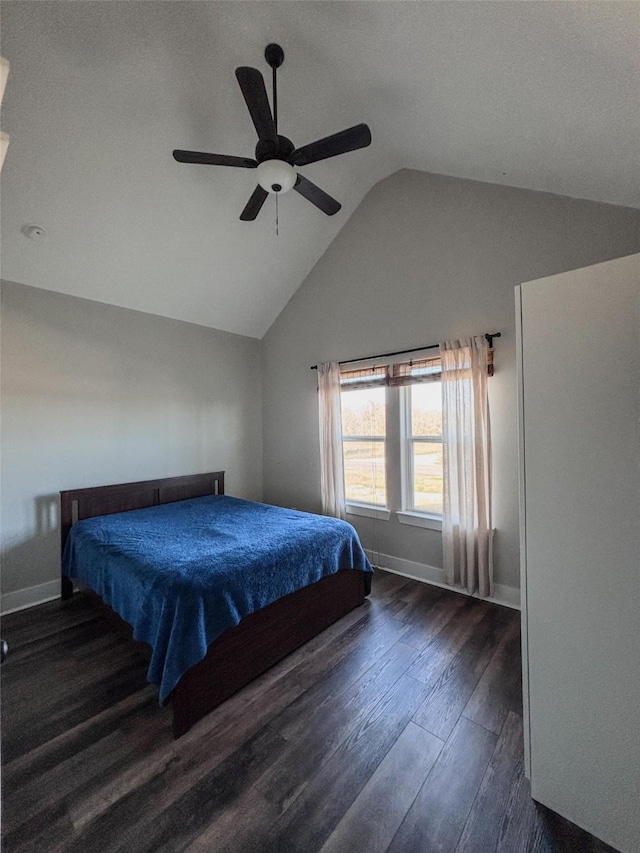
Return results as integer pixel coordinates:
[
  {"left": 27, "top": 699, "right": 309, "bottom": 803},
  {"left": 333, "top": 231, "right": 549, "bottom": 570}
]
[{"left": 60, "top": 471, "right": 225, "bottom": 557}]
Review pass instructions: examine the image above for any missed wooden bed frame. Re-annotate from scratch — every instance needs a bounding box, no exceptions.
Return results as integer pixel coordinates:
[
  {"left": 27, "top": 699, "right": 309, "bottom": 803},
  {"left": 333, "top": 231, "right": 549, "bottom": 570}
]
[{"left": 60, "top": 472, "right": 368, "bottom": 737}]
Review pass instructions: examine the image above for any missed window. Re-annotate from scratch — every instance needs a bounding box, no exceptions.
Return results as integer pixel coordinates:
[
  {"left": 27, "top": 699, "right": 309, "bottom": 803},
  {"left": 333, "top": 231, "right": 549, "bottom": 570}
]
[
  {"left": 401, "top": 382, "right": 443, "bottom": 516},
  {"left": 340, "top": 384, "right": 386, "bottom": 507},
  {"left": 339, "top": 355, "right": 443, "bottom": 520},
  {"left": 336, "top": 344, "right": 492, "bottom": 533}
]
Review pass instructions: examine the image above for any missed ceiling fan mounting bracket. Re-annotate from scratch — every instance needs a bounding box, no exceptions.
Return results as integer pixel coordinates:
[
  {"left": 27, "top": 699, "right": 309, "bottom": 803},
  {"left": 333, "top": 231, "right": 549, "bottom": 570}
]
[{"left": 265, "top": 44, "right": 284, "bottom": 70}]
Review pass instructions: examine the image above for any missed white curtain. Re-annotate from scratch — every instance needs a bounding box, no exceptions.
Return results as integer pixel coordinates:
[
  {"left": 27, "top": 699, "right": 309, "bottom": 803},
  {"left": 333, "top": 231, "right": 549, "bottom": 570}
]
[
  {"left": 318, "top": 362, "right": 346, "bottom": 519},
  {"left": 440, "top": 337, "right": 493, "bottom": 597}
]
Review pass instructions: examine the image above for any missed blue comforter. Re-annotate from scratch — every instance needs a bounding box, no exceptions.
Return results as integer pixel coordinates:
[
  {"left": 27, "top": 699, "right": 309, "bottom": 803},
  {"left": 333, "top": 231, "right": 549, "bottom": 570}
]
[{"left": 62, "top": 495, "right": 372, "bottom": 703}]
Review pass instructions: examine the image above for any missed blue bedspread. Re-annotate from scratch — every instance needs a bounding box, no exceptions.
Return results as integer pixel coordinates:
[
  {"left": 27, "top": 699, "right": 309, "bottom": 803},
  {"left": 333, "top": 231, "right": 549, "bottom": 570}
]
[{"left": 62, "top": 495, "right": 372, "bottom": 703}]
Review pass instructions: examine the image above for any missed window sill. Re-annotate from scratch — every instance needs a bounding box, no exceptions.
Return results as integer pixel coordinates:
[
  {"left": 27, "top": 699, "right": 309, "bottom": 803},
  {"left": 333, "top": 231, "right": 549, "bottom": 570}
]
[
  {"left": 346, "top": 503, "right": 391, "bottom": 521},
  {"left": 396, "top": 511, "right": 442, "bottom": 531}
]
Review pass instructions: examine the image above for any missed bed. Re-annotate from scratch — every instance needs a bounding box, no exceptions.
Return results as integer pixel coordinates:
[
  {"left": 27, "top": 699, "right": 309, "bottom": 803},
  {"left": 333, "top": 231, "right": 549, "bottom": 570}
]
[{"left": 60, "top": 472, "right": 372, "bottom": 737}]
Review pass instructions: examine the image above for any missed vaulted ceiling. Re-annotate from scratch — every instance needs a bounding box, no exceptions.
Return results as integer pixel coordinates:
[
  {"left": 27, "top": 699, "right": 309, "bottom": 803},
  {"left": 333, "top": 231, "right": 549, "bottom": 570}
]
[{"left": 2, "top": 2, "right": 639, "bottom": 338}]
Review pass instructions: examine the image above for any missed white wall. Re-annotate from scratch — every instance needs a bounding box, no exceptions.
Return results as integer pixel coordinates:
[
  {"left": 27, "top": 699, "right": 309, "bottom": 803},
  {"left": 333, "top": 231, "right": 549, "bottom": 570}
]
[
  {"left": 518, "top": 254, "right": 640, "bottom": 853},
  {"left": 0, "top": 281, "right": 263, "bottom": 609},
  {"left": 261, "top": 169, "right": 640, "bottom": 597}
]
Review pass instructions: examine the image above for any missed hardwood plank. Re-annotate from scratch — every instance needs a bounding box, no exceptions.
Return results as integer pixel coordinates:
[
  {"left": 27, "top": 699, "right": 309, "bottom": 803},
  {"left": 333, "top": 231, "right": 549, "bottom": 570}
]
[
  {"left": 407, "top": 599, "right": 489, "bottom": 686},
  {"left": 256, "top": 674, "right": 432, "bottom": 853},
  {"left": 397, "top": 579, "right": 443, "bottom": 608},
  {"left": 1, "top": 594, "right": 97, "bottom": 650},
  {"left": 7, "top": 719, "right": 167, "bottom": 845},
  {"left": 67, "top": 721, "right": 174, "bottom": 832},
  {"left": 71, "top": 726, "right": 290, "bottom": 853},
  {"left": 462, "top": 616, "right": 522, "bottom": 734},
  {"left": 368, "top": 583, "right": 422, "bottom": 621},
  {"left": 184, "top": 788, "right": 279, "bottom": 853},
  {"left": 400, "top": 590, "right": 471, "bottom": 650},
  {"left": 386, "top": 581, "right": 445, "bottom": 626},
  {"left": 255, "top": 639, "right": 419, "bottom": 813},
  {"left": 2, "top": 687, "right": 157, "bottom": 791},
  {"left": 455, "top": 711, "right": 525, "bottom": 853},
  {"left": 4, "top": 717, "right": 171, "bottom": 851},
  {"left": 369, "top": 569, "right": 413, "bottom": 600},
  {"left": 3, "top": 640, "right": 145, "bottom": 710},
  {"left": 1, "top": 615, "right": 109, "bottom": 671},
  {"left": 3, "top": 660, "right": 155, "bottom": 764},
  {"left": 3, "top": 798, "right": 74, "bottom": 853},
  {"left": 4, "top": 729, "right": 125, "bottom": 835},
  {"left": 387, "top": 716, "right": 497, "bottom": 853},
  {"left": 412, "top": 609, "right": 507, "bottom": 740},
  {"left": 267, "top": 615, "right": 410, "bottom": 745},
  {"left": 319, "top": 721, "right": 442, "bottom": 853}
]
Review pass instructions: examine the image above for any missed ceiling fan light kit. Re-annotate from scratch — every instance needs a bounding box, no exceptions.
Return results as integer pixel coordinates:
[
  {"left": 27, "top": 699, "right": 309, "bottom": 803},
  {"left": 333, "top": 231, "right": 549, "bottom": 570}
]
[
  {"left": 257, "top": 159, "right": 296, "bottom": 194},
  {"left": 173, "top": 44, "right": 371, "bottom": 221}
]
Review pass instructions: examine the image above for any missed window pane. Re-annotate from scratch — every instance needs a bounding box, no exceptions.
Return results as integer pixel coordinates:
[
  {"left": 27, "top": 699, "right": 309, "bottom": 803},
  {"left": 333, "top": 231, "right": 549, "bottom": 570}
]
[
  {"left": 341, "top": 388, "right": 386, "bottom": 437},
  {"left": 343, "top": 440, "right": 386, "bottom": 505},
  {"left": 413, "top": 441, "right": 443, "bottom": 514},
  {"left": 411, "top": 383, "right": 442, "bottom": 437}
]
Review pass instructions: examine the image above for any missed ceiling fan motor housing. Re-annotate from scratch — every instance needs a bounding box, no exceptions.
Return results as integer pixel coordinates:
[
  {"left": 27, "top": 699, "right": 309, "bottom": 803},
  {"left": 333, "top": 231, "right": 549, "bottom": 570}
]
[{"left": 255, "top": 135, "right": 294, "bottom": 163}]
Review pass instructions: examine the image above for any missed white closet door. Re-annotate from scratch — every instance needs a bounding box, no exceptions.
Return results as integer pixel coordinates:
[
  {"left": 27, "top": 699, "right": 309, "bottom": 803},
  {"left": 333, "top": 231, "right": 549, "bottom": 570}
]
[{"left": 517, "top": 253, "right": 640, "bottom": 853}]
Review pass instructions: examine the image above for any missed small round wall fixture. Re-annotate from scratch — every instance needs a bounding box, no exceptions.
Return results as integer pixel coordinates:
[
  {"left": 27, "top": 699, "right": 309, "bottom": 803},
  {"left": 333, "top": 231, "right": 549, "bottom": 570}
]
[
  {"left": 22, "top": 224, "right": 47, "bottom": 240},
  {"left": 256, "top": 159, "right": 296, "bottom": 194}
]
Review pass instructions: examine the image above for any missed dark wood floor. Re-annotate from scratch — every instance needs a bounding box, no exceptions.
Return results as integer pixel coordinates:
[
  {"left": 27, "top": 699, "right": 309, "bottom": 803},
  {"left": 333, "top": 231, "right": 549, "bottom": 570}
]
[{"left": 1, "top": 570, "right": 618, "bottom": 853}]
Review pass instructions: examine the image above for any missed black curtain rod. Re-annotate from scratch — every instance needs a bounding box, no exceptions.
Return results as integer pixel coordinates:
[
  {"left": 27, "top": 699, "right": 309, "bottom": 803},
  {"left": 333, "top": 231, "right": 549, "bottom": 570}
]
[{"left": 310, "top": 332, "right": 501, "bottom": 370}]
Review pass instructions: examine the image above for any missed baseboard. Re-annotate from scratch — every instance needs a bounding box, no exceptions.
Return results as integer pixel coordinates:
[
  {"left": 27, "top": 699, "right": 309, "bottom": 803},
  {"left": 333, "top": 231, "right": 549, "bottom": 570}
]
[
  {"left": 365, "top": 550, "right": 520, "bottom": 610},
  {"left": 1, "top": 579, "right": 61, "bottom": 615},
  {"left": 0, "top": 558, "right": 520, "bottom": 616}
]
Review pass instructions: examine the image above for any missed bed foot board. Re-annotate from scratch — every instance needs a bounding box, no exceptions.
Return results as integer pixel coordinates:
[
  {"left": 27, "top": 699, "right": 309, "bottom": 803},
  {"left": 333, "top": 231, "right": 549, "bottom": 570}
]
[{"left": 172, "top": 569, "right": 367, "bottom": 738}]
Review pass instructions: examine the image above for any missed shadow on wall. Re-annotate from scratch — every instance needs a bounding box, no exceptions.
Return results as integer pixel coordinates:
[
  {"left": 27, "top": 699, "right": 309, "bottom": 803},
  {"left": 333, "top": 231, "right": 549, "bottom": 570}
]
[{"left": 1, "top": 493, "right": 60, "bottom": 603}]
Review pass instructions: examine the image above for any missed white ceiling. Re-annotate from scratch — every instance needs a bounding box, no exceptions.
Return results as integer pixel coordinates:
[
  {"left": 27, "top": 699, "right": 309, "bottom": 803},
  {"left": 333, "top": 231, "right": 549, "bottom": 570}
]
[{"left": 2, "top": 1, "right": 639, "bottom": 339}]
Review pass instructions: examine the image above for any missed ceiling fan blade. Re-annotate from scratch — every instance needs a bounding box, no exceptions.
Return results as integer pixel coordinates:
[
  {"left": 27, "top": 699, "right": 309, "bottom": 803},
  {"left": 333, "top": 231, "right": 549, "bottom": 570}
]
[
  {"left": 292, "top": 123, "right": 371, "bottom": 167},
  {"left": 235, "top": 67, "right": 278, "bottom": 145},
  {"left": 173, "top": 150, "right": 257, "bottom": 168},
  {"left": 240, "top": 185, "right": 269, "bottom": 221},
  {"left": 294, "top": 174, "right": 341, "bottom": 216}
]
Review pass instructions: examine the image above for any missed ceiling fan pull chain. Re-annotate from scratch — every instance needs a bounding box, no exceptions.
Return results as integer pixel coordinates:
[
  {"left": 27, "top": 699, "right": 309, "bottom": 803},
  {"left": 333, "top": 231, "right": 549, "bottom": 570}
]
[{"left": 276, "top": 192, "right": 279, "bottom": 236}]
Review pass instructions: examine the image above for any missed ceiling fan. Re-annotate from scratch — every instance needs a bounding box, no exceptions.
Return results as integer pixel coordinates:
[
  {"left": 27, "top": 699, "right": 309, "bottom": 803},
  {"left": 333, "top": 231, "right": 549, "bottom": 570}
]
[{"left": 173, "top": 44, "right": 372, "bottom": 221}]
